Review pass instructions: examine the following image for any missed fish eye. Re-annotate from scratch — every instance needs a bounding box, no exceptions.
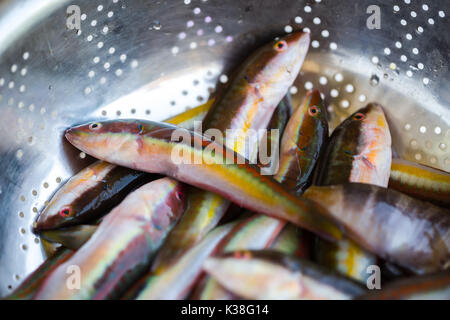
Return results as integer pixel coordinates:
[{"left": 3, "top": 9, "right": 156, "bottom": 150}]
[
  {"left": 353, "top": 112, "right": 365, "bottom": 121},
  {"left": 59, "top": 207, "right": 71, "bottom": 217},
  {"left": 176, "top": 191, "right": 183, "bottom": 201},
  {"left": 89, "top": 123, "right": 102, "bottom": 130},
  {"left": 308, "top": 106, "right": 319, "bottom": 116},
  {"left": 274, "top": 40, "right": 288, "bottom": 52}
]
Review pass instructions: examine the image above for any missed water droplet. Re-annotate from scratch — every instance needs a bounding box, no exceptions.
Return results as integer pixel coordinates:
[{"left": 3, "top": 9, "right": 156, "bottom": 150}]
[{"left": 370, "top": 74, "right": 379, "bottom": 86}]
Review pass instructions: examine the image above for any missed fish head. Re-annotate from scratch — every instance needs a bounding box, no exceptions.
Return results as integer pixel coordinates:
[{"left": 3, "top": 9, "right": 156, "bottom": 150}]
[
  {"left": 65, "top": 120, "right": 180, "bottom": 167},
  {"left": 338, "top": 103, "right": 392, "bottom": 186},
  {"left": 280, "top": 90, "right": 328, "bottom": 161},
  {"left": 35, "top": 161, "right": 115, "bottom": 230},
  {"left": 244, "top": 31, "right": 310, "bottom": 97},
  {"left": 318, "top": 103, "right": 392, "bottom": 186},
  {"left": 269, "top": 31, "right": 311, "bottom": 75},
  {"left": 355, "top": 103, "right": 392, "bottom": 154},
  {"left": 306, "top": 90, "right": 328, "bottom": 121},
  {"left": 300, "top": 89, "right": 329, "bottom": 135},
  {"left": 35, "top": 197, "right": 78, "bottom": 230},
  {"left": 352, "top": 103, "right": 389, "bottom": 130},
  {"left": 333, "top": 103, "right": 391, "bottom": 158}
]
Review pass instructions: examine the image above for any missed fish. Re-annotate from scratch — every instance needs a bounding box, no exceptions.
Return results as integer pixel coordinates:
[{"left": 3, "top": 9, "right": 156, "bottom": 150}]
[
  {"left": 358, "top": 270, "right": 450, "bottom": 300},
  {"left": 194, "top": 214, "right": 285, "bottom": 300},
  {"left": 34, "top": 99, "right": 213, "bottom": 230},
  {"left": 65, "top": 120, "right": 343, "bottom": 242},
  {"left": 278, "top": 90, "right": 329, "bottom": 195},
  {"left": 40, "top": 225, "right": 98, "bottom": 250},
  {"left": 33, "top": 178, "right": 186, "bottom": 299},
  {"left": 125, "top": 221, "right": 239, "bottom": 300},
  {"left": 389, "top": 158, "right": 450, "bottom": 207},
  {"left": 303, "top": 183, "right": 450, "bottom": 274},
  {"left": 3, "top": 248, "right": 74, "bottom": 300},
  {"left": 314, "top": 103, "right": 392, "bottom": 282},
  {"left": 152, "top": 31, "right": 311, "bottom": 271},
  {"left": 34, "top": 162, "right": 156, "bottom": 230},
  {"left": 203, "top": 250, "right": 366, "bottom": 300}
]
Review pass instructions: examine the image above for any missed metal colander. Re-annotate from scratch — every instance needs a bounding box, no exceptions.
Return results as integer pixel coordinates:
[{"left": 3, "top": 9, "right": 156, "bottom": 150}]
[{"left": 0, "top": 0, "right": 448, "bottom": 296}]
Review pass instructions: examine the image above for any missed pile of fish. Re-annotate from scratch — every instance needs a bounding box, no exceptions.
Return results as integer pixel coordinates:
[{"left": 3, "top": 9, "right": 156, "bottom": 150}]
[{"left": 6, "top": 31, "right": 450, "bottom": 300}]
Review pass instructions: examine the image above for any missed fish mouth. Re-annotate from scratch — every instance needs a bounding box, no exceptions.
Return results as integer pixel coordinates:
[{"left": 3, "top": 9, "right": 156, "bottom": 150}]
[
  {"left": 34, "top": 216, "right": 53, "bottom": 231},
  {"left": 65, "top": 127, "right": 89, "bottom": 152},
  {"left": 64, "top": 128, "right": 78, "bottom": 142},
  {"left": 64, "top": 128, "right": 77, "bottom": 144}
]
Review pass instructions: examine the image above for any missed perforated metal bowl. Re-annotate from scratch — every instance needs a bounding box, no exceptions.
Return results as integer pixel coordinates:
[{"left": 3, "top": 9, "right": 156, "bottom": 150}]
[{"left": 0, "top": 0, "right": 448, "bottom": 296}]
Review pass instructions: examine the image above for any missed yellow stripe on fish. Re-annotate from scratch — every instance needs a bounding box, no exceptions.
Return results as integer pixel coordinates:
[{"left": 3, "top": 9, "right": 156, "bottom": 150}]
[{"left": 389, "top": 158, "right": 450, "bottom": 207}]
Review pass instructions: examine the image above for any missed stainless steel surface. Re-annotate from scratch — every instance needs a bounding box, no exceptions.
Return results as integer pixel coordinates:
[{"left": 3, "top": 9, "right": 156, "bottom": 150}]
[{"left": 0, "top": 0, "right": 448, "bottom": 296}]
